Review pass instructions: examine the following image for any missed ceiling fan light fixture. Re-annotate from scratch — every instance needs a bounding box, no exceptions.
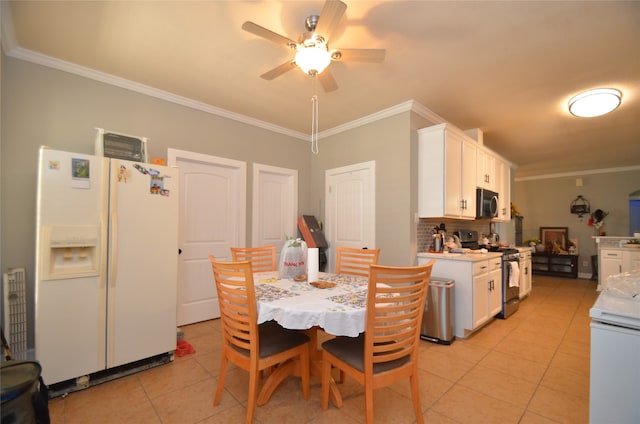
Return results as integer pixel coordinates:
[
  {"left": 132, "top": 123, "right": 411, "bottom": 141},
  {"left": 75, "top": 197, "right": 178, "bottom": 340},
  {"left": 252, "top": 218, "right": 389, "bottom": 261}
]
[
  {"left": 568, "top": 88, "right": 621, "bottom": 117},
  {"left": 295, "top": 45, "right": 331, "bottom": 76}
]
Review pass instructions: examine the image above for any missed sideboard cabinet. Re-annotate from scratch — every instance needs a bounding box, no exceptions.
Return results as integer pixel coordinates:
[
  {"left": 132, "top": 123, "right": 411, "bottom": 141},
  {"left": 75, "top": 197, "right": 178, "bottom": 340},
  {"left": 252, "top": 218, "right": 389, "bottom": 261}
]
[{"left": 531, "top": 253, "right": 578, "bottom": 278}]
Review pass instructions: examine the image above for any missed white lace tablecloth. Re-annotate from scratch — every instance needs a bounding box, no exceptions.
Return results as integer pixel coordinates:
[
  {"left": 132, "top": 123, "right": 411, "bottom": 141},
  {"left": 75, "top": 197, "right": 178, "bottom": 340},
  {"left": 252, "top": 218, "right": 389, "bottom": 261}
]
[{"left": 254, "top": 271, "right": 368, "bottom": 337}]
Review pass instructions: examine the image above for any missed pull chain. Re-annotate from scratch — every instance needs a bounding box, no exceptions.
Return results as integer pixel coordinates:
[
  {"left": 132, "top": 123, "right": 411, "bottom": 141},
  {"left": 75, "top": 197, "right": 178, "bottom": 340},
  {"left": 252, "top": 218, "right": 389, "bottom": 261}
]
[{"left": 311, "top": 94, "right": 319, "bottom": 154}]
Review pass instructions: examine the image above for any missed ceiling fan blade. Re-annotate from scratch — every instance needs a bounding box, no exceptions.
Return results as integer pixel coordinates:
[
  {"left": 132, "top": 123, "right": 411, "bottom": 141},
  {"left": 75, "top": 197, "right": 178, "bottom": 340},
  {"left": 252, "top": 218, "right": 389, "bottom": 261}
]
[
  {"left": 315, "top": 0, "right": 347, "bottom": 42},
  {"left": 260, "top": 61, "right": 297, "bottom": 80},
  {"left": 332, "top": 48, "right": 386, "bottom": 63},
  {"left": 242, "top": 21, "right": 296, "bottom": 47},
  {"left": 318, "top": 69, "right": 338, "bottom": 92}
]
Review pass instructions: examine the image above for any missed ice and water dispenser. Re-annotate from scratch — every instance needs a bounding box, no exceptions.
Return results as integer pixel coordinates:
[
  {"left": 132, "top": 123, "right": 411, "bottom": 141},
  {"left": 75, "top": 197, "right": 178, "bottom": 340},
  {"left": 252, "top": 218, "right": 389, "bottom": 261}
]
[{"left": 39, "top": 225, "right": 100, "bottom": 280}]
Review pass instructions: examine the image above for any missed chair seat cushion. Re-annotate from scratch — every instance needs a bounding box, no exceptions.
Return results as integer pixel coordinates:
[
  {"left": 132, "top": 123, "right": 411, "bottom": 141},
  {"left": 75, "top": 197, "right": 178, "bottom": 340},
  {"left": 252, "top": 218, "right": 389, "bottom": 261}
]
[
  {"left": 258, "top": 321, "right": 310, "bottom": 358},
  {"left": 322, "top": 334, "right": 410, "bottom": 373},
  {"left": 232, "top": 320, "right": 309, "bottom": 358}
]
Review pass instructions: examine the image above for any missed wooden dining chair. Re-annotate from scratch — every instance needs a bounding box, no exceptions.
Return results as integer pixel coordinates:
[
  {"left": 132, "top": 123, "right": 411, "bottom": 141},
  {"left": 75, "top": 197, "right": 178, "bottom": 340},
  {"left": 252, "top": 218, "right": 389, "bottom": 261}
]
[
  {"left": 230, "top": 246, "right": 277, "bottom": 272},
  {"left": 320, "top": 260, "right": 435, "bottom": 424},
  {"left": 208, "top": 256, "right": 310, "bottom": 424},
  {"left": 335, "top": 246, "right": 380, "bottom": 277}
]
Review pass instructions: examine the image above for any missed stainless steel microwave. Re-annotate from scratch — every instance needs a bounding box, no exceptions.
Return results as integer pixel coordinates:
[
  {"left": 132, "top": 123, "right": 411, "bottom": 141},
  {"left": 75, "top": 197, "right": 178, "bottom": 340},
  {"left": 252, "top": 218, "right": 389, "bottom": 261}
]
[{"left": 476, "top": 188, "right": 499, "bottom": 219}]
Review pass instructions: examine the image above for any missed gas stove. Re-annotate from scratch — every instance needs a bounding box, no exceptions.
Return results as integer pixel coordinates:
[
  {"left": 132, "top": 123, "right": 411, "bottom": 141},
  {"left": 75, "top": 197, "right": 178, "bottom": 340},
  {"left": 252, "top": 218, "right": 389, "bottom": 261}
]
[{"left": 454, "top": 230, "right": 519, "bottom": 258}]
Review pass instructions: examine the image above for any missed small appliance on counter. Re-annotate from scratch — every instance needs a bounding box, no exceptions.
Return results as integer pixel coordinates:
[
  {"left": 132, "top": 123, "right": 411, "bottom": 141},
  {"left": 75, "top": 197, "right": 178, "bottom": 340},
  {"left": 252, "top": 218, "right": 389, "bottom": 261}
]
[{"left": 429, "top": 223, "right": 448, "bottom": 253}]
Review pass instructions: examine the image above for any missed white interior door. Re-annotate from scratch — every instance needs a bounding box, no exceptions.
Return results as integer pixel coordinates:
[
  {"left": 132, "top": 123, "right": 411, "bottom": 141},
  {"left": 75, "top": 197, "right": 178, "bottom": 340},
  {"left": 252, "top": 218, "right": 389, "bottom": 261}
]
[
  {"left": 325, "top": 161, "right": 376, "bottom": 272},
  {"left": 168, "top": 149, "right": 246, "bottom": 325},
  {"left": 252, "top": 163, "right": 298, "bottom": 262}
]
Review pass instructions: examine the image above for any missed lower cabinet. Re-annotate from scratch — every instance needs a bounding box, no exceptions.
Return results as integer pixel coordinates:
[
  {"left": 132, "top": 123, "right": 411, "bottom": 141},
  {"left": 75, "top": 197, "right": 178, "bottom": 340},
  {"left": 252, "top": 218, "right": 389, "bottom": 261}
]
[
  {"left": 419, "top": 254, "right": 503, "bottom": 339},
  {"left": 470, "top": 256, "right": 503, "bottom": 334},
  {"left": 623, "top": 250, "right": 640, "bottom": 271},
  {"left": 599, "top": 248, "right": 640, "bottom": 287},
  {"left": 519, "top": 249, "right": 532, "bottom": 299}
]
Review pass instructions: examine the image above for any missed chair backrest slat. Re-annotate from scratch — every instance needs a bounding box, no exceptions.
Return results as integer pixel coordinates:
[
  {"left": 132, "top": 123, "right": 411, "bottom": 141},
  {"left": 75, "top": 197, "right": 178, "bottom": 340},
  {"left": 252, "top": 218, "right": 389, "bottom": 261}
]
[
  {"left": 364, "top": 261, "right": 434, "bottom": 368},
  {"left": 335, "top": 247, "right": 380, "bottom": 277},
  {"left": 209, "top": 256, "right": 259, "bottom": 356},
  {"left": 231, "top": 246, "right": 277, "bottom": 272}
]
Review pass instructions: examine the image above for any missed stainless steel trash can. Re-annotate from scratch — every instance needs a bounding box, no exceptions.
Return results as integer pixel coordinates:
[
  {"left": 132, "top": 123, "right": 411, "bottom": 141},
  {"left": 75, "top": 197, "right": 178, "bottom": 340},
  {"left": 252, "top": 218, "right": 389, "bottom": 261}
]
[{"left": 420, "top": 277, "right": 454, "bottom": 345}]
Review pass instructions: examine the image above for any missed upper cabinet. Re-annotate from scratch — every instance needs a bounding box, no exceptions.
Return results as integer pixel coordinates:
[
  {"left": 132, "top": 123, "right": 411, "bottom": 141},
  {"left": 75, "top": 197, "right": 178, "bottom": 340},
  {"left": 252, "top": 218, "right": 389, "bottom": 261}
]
[
  {"left": 476, "top": 148, "right": 497, "bottom": 191},
  {"left": 495, "top": 159, "right": 511, "bottom": 222},
  {"left": 418, "top": 124, "right": 477, "bottom": 219},
  {"left": 419, "top": 123, "right": 512, "bottom": 221}
]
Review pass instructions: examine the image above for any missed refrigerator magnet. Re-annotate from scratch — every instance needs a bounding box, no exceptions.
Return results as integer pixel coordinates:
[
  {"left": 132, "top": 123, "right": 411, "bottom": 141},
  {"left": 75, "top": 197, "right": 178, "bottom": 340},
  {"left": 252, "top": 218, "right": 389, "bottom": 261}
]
[
  {"left": 117, "top": 165, "right": 131, "bottom": 183},
  {"left": 71, "top": 158, "right": 91, "bottom": 189}
]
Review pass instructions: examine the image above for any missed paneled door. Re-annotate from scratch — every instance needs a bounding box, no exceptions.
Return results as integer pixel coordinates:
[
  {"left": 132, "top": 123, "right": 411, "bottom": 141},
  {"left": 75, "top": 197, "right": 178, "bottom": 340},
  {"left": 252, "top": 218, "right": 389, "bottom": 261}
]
[
  {"left": 252, "top": 163, "right": 298, "bottom": 263},
  {"left": 168, "top": 149, "right": 246, "bottom": 325},
  {"left": 325, "top": 161, "right": 376, "bottom": 272}
]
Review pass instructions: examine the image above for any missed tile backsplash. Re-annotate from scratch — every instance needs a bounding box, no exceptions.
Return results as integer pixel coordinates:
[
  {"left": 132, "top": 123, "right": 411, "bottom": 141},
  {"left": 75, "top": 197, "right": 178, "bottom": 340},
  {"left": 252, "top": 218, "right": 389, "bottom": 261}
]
[{"left": 417, "top": 218, "right": 495, "bottom": 252}]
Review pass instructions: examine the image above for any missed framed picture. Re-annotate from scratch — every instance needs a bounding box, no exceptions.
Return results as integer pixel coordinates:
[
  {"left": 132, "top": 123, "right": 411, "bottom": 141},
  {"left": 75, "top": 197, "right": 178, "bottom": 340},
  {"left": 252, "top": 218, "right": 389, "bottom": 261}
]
[{"left": 540, "top": 227, "right": 569, "bottom": 254}]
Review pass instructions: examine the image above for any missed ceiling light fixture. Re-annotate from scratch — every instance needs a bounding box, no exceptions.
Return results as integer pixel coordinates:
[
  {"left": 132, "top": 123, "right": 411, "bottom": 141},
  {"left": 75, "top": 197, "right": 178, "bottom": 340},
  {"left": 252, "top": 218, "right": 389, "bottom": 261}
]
[
  {"left": 295, "top": 36, "right": 331, "bottom": 76},
  {"left": 568, "top": 88, "right": 621, "bottom": 117}
]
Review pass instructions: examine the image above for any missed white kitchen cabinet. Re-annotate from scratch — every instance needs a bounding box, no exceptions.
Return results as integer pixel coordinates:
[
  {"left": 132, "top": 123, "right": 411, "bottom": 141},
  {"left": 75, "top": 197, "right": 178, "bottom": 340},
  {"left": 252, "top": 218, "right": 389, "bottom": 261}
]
[
  {"left": 472, "top": 261, "right": 490, "bottom": 327},
  {"left": 488, "top": 257, "right": 503, "bottom": 317},
  {"left": 418, "top": 124, "right": 477, "bottom": 219},
  {"left": 476, "top": 147, "right": 496, "bottom": 191},
  {"left": 518, "top": 248, "right": 532, "bottom": 299},
  {"left": 418, "top": 252, "right": 503, "bottom": 339},
  {"left": 599, "top": 249, "right": 623, "bottom": 287},
  {"left": 622, "top": 250, "right": 640, "bottom": 271},
  {"left": 469, "top": 256, "right": 503, "bottom": 334},
  {"left": 495, "top": 159, "right": 511, "bottom": 222}
]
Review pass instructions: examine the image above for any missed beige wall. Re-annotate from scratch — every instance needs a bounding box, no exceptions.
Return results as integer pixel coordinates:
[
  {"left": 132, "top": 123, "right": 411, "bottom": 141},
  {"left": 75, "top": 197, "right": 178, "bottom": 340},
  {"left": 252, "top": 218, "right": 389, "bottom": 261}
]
[
  {"left": 514, "top": 170, "right": 640, "bottom": 275},
  {"left": 1, "top": 56, "right": 312, "bottom": 344},
  {"left": 1, "top": 56, "right": 434, "bottom": 347},
  {"left": 309, "top": 112, "right": 412, "bottom": 266}
]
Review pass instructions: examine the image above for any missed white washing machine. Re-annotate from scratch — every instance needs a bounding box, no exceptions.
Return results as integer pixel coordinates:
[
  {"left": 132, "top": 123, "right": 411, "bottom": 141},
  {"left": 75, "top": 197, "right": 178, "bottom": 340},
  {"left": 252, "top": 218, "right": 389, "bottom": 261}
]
[{"left": 589, "top": 287, "right": 640, "bottom": 424}]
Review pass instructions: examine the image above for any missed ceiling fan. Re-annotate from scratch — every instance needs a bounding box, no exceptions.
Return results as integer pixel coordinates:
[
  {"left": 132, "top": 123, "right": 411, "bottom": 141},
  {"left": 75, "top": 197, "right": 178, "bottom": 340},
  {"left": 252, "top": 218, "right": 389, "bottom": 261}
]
[{"left": 242, "top": 0, "right": 385, "bottom": 92}]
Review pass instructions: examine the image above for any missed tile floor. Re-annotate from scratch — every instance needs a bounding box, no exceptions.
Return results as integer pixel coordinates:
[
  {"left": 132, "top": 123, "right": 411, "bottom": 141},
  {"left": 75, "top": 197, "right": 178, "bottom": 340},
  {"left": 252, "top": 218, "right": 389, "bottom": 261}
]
[{"left": 48, "top": 275, "right": 597, "bottom": 423}]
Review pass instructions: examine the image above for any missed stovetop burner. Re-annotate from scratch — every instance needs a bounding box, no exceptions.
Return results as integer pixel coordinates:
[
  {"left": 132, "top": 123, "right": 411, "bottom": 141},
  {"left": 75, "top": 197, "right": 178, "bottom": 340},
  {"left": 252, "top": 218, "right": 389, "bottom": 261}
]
[{"left": 454, "top": 230, "right": 518, "bottom": 257}]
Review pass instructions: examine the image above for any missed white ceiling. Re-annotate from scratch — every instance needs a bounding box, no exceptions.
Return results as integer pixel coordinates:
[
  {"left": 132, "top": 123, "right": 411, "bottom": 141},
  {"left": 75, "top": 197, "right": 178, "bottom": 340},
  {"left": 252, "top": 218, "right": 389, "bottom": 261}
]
[{"left": 3, "top": 1, "right": 639, "bottom": 178}]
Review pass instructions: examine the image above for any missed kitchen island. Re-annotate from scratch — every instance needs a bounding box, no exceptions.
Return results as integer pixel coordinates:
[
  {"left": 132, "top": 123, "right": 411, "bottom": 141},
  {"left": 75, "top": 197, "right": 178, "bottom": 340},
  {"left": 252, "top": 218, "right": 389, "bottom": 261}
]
[
  {"left": 418, "top": 251, "right": 503, "bottom": 338},
  {"left": 594, "top": 236, "right": 640, "bottom": 290}
]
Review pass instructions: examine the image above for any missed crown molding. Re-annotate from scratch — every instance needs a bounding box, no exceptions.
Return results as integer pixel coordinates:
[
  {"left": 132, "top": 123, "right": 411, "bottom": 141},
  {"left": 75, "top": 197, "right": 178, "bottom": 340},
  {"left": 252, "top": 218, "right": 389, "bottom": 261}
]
[
  {"left": 515, "top": 165, "right": 640, "bottom": 182},
  {"left": 319, "top": 100, "right": 447, "bottom": 139},
  {"left": 5, "top": 45, "right": 448, "bottom": 145},
  {"left": 4, "top": 46, "right": 311, "bottom": 141}
]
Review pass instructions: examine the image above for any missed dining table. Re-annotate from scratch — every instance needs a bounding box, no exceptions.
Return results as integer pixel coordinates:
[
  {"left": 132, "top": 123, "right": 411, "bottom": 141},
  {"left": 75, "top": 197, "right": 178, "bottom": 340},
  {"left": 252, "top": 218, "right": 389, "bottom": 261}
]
[{"left": 253, "top": 270, "right": 369, "bottom": 407}]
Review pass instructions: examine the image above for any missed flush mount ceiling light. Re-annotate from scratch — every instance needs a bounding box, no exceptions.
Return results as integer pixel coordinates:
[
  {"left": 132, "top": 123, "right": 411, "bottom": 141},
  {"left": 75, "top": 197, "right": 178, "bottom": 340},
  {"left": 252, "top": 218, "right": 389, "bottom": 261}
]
[{"left": 568, "top": 88, "right": 621, "bottom": 117}]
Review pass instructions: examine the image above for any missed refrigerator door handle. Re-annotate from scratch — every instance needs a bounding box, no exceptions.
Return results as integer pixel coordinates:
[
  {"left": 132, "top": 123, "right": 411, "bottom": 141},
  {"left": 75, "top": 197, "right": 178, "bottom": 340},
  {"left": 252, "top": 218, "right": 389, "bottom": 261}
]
[{"left": 110, "top": 212, "right": 118, "bottom": 286}]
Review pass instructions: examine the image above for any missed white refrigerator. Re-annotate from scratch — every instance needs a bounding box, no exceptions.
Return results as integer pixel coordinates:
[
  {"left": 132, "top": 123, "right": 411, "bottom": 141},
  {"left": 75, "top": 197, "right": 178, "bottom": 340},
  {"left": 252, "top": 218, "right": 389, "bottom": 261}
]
[{"left": 35, "top": 147, "right": 178, "bottom": 385}]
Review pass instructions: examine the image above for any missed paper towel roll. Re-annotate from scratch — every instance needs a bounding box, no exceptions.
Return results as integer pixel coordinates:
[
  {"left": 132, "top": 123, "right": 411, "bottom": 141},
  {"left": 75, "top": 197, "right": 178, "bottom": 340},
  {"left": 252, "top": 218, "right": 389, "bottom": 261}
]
[{"left": 307, "top": 248, "right": 319, "bottom": 282}]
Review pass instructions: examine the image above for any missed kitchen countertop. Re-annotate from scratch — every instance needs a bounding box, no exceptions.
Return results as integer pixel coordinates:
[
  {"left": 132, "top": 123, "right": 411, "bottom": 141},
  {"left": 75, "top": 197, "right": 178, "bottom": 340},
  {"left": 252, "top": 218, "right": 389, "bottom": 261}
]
[
  {"left": 417, "top": 251, "right": 503, "bottom": 262},
  {"left": 515, "top": 246, "right": 534, "bottom": 253},
  {"left": 594, "top": 236, "right": 640, "bottom": 249}
]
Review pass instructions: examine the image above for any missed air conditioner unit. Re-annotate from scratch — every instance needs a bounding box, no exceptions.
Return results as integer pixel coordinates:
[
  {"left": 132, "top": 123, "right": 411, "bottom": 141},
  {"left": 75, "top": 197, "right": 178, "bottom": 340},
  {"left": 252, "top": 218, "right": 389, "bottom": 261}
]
[{"left": 95, "top": 128, "right": 148, "bottom": 163}]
